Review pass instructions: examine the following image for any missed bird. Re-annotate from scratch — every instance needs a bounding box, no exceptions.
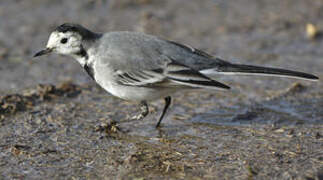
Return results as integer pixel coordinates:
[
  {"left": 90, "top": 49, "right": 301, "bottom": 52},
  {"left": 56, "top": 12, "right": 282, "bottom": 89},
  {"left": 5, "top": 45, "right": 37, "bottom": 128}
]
[{"left": 34, "top": 23, "right": 319, "bottom": 128}]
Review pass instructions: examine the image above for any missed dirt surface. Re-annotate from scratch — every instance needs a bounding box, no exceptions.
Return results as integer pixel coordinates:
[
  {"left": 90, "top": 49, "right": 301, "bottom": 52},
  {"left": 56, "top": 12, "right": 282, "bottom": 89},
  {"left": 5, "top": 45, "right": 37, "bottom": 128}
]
[{"left": 0, "top": 0, "right": 322, "bottom": 179}]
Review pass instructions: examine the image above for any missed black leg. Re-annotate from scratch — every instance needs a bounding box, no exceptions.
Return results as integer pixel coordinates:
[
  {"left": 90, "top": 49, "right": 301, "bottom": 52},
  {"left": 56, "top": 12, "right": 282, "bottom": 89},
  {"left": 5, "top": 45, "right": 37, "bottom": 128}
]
[
  {"left": 131, "top": 101, "right": 149, "bottom": 120},
  {"left": 156, "top": 96, "right": 172, "bottom": 128}
]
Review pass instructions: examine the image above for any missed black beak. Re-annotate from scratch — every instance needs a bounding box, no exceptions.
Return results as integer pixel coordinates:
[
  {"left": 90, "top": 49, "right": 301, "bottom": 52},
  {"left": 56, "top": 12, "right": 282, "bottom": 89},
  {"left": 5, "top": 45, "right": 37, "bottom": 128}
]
[{"left": 34, "top": 48, "right": 52, "bottom": 57}]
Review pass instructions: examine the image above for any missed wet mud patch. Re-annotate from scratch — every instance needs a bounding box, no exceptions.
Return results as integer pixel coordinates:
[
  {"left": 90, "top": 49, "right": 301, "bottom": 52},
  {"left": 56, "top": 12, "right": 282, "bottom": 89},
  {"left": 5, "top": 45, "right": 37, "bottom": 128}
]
[{"left": 189, "top": 82, "right": 323, "bottom": 126}]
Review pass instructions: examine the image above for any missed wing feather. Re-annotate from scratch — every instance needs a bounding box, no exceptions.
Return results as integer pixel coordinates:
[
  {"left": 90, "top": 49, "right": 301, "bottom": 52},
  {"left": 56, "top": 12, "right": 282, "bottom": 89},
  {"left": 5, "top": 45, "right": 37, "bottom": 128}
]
[
  {"left": 165, "top": 62, "right": 230, "bottom": 90},
  {"left": 115, "top": 70, "right": 165, "bottom": 86},
  {"left": 114, "top": 61, "right": 230, "bottom": 90}
]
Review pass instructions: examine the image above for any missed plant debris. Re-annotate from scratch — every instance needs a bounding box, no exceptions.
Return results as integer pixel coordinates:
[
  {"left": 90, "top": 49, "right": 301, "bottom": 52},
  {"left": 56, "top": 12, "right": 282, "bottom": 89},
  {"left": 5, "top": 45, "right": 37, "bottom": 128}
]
[{"left": 0, "top": 81, "right": 81, "bottom": 119}]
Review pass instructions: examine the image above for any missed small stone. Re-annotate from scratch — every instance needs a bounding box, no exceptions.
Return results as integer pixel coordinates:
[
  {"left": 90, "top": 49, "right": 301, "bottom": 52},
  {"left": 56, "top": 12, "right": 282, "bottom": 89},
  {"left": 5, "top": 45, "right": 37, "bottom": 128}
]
[{"left": 306, "top": 23, "right": 319, "bottom": 40}]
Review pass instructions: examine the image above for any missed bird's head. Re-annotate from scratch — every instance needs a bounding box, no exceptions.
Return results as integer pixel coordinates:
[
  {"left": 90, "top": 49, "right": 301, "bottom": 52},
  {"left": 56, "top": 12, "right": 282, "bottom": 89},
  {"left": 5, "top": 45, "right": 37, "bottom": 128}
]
[{"left": 34, "top": 23, "right": 99, "bottom": 57}]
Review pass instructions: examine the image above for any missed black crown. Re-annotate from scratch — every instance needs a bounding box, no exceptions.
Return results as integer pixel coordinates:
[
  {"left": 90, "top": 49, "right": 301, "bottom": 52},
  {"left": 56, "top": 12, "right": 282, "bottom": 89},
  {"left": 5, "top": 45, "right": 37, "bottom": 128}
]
[{"left": 55, "top": 23, "right": 100, "bottom": 40}]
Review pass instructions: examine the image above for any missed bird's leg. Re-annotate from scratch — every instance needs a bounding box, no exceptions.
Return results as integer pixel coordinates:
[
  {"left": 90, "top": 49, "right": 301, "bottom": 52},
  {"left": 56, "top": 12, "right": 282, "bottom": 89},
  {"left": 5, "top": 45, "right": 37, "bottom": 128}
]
[
  {"left": 131, "top": 101, "right": 149, "bottom": 120},
  {"left": 156, "top": 96, "right": 172, "bottom": 128}
]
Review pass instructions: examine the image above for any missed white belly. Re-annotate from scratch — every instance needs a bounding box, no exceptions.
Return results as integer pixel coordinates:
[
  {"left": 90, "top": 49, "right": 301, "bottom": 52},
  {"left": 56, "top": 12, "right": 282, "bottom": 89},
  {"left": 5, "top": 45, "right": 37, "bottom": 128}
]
[
  {"left": 94, "top": 74, "right": 174, "bottom": 102},
  {"left": 102, "top": 83, "right": 175, "bottom": 101}
]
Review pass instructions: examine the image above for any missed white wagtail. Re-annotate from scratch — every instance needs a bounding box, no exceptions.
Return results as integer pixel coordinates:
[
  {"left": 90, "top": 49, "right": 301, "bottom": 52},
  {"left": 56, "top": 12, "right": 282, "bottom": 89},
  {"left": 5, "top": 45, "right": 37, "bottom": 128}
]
[{"left": 34, "top": 23, "right": 319, "bottom": 128}]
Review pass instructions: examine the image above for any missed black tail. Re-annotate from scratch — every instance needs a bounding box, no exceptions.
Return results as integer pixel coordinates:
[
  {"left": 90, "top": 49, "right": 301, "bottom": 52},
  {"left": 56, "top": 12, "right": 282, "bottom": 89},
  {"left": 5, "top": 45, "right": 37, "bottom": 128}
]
[{"left": 217, "top": 63, "right": 319, "bottom": 80}]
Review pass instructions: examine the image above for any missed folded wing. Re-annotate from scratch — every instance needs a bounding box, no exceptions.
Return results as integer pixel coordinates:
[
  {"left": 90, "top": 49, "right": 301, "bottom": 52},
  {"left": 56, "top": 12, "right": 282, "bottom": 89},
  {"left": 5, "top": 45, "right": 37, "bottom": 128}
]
[{"left": 114, "top": 62, "right": 230, "bottom": 90}]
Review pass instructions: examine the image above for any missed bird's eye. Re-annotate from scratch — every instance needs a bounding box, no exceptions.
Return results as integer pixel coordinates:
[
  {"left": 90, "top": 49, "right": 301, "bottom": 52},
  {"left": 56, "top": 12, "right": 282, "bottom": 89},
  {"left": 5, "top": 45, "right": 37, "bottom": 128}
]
[{"left": 60, "top": 38, "right": 68, "bottom": 44}]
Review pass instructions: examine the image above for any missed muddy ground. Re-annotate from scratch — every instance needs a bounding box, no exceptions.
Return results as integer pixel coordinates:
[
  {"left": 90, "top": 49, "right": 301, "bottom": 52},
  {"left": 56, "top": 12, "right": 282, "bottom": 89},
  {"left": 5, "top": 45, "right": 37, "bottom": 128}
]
[{"left": 0, "top": 0, "right": 322, "bottom": 179}]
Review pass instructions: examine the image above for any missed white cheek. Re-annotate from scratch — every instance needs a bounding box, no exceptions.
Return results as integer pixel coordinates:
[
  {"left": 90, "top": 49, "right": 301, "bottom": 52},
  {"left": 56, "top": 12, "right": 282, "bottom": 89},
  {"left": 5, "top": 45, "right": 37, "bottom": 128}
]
[{"left": 69, "top": 37, "right": 80, "bottom": 48}]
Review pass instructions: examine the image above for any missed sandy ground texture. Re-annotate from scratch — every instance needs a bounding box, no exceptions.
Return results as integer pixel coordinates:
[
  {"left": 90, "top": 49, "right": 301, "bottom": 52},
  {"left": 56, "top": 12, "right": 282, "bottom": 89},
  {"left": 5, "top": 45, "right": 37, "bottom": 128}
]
[{"left": 0, "top": 0, "right": 322, "bottom": 179}]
